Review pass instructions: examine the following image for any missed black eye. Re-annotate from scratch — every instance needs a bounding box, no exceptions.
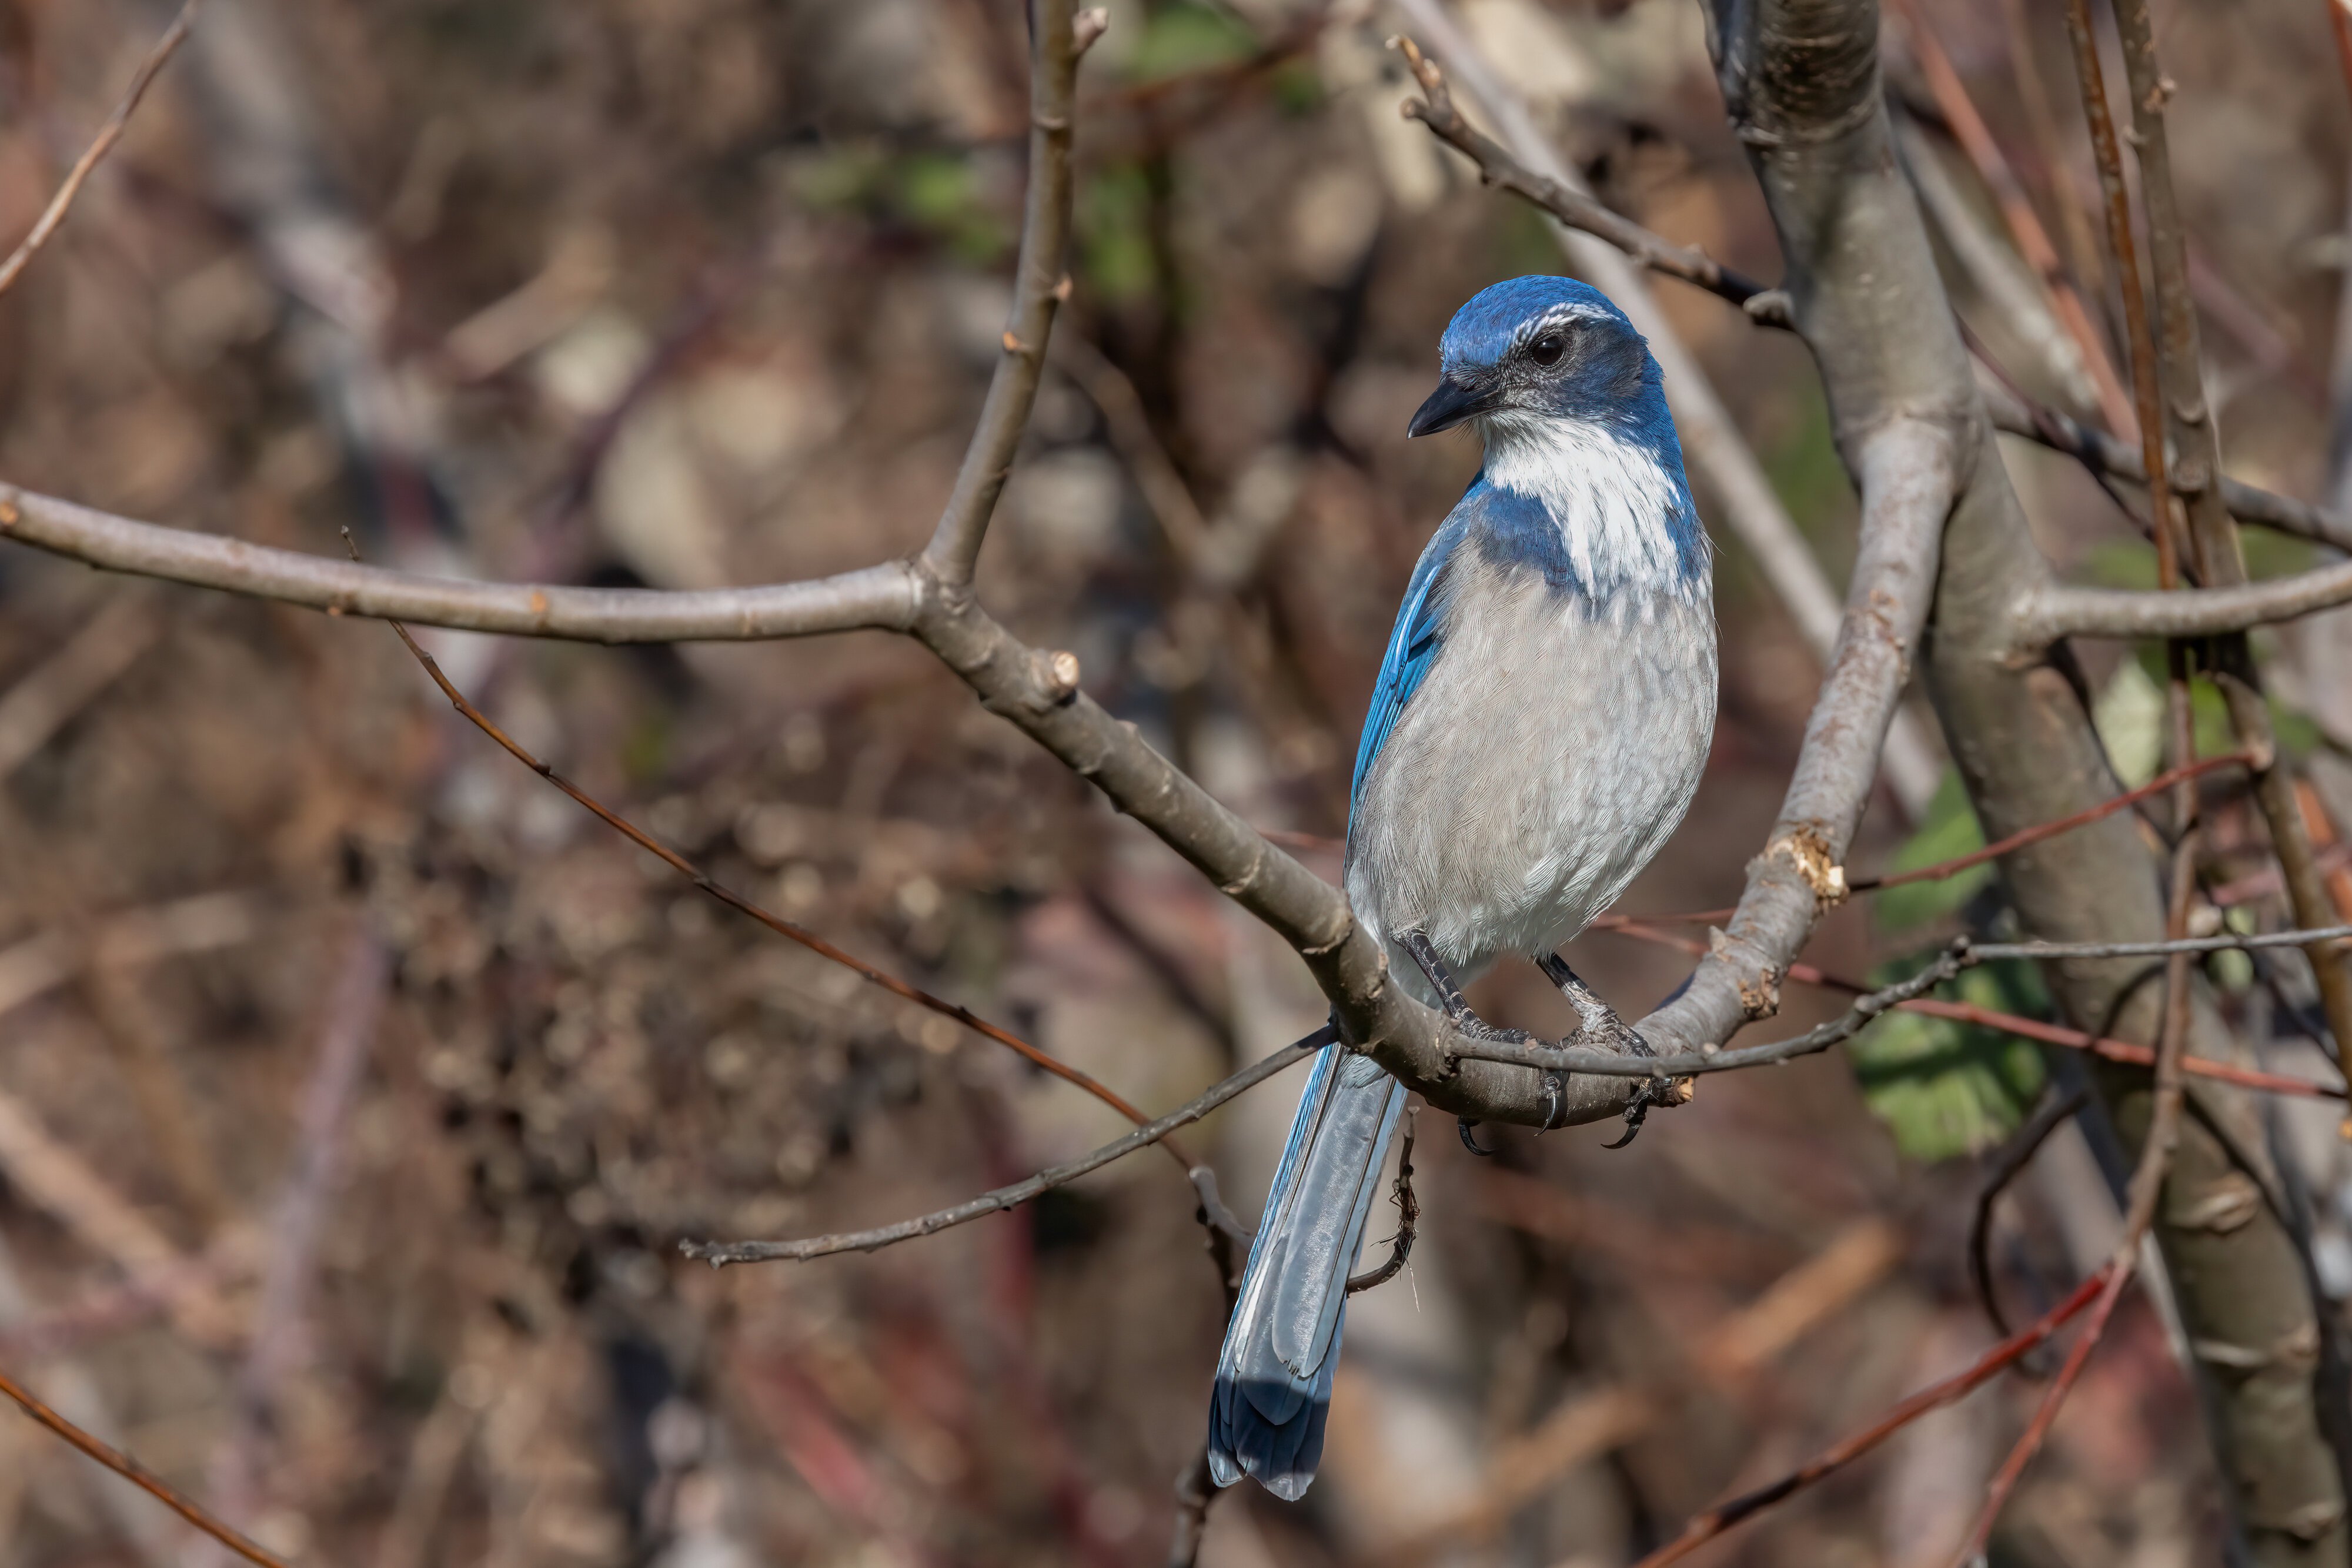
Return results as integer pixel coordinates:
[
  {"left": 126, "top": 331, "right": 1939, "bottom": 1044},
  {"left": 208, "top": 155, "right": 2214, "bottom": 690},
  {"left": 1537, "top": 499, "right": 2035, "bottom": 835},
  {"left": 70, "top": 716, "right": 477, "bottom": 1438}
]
[{"left": 1528, "top": 333, "right": 1565, "bottom": 366}]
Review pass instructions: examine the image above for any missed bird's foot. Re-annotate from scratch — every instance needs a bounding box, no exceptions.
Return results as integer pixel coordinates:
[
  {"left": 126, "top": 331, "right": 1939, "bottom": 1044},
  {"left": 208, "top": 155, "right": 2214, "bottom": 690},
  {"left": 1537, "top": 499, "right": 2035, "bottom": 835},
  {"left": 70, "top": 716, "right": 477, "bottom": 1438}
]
[
  {"left": 1536, "top": 952, "right": 1666, "bottom": 1147},
  {"left": 1601, "top": 1075, "right": 1672, "bottom": 1150},
  {"left": 1398, "top": 930, "right": 1531, "bottom": 1156},
  {"left": 1535, "top": 952, "right": 1645, "bottom": 1054}
]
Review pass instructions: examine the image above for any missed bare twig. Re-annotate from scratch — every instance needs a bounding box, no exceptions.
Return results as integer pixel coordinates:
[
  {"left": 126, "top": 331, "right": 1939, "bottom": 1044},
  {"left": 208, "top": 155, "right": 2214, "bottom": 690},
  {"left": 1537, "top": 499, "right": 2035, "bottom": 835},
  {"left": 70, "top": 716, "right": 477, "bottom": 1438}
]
[
  {"left": 1948, "top": 33, "right": 2203, "bottom": 1533},
  {"left": 1850, "top": 750, "right": 2252, "bottom": 891},
  {"left": 679, "top": 1029, "right": 1328, "bottom": 1266},
  {"left": 1970, "top": 1086, "right": 2092, "bottom": 1337},
  {"left": 919, "top": 1, "right": 1090, "bottom": 583},
  {"left": 1633, "top": 1264, "right": 2116, "bottom": 1568},
  {"left": 1392, "top": 35, "right": 1778, "bottom": 313},
  {"left": 0, "top": 1360, "right": 292, "bottom": 1568},
  {"left": 1165, "top": 1445, "right": 1218, "bottom": 1568},
  {"left": 1450, "top": 927, "right": 2352, "bottom": 1082},
  {"left": 1345, "top": 1104, "right": 1418, "bottom": 1294},
  {"left": 0, "top": 1, "right": 201, "bottom": 301},
  {"left": 1593, "top": 917, "right": 2345, "bottom": 1101}
]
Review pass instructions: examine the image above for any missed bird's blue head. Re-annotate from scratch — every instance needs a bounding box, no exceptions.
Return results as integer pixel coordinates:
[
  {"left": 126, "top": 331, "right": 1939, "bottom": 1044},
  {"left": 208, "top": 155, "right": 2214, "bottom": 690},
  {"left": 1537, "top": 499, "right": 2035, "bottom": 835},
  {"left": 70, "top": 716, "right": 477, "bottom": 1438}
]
[{"left": 1408, "top": 276, "right": 1665, "bottom": 438}]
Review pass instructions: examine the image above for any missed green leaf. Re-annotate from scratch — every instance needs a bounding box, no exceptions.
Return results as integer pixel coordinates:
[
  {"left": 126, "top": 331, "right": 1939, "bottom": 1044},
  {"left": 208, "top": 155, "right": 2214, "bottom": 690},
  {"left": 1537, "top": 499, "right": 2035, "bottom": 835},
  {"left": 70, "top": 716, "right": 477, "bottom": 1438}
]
[
  {"left": 1077, "top": 165, "right": 1156, "bottom": 305},
  {"left": 1849, "top": 959, "right": 2048, "bottom": 1162},
  {"left": 2094, "top": 657, "right": 2164, "bottom": 788},
  {"left": 1873, "top": 767, "right": 1992, "bottom": 934},
  {"left": 1126, "top": 3, "right": 1257, "bottom": 82}
]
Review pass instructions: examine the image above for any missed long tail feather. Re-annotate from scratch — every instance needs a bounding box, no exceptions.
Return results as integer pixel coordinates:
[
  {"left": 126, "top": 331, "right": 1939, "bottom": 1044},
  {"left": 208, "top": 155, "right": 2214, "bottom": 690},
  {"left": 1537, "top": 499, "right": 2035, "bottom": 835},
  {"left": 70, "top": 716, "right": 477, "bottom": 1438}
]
[{"left": 1207, "top": 1041, "right": 1405, "bottom": 1499}]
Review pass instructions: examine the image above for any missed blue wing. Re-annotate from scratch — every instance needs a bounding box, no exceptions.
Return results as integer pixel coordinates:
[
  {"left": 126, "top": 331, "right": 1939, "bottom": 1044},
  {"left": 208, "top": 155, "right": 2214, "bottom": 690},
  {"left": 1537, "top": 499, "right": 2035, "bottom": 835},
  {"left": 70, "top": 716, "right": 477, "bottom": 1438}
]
[{"left": 1348, "top": 511, "right": 1471, "bottom": 812}]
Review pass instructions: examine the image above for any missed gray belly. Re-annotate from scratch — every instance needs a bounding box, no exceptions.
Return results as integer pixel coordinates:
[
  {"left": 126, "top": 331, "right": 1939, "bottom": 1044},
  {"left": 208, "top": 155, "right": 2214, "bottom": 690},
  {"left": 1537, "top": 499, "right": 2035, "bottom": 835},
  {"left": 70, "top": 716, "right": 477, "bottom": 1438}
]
[{"left": 1344, "top": 571, "right": 1715, "bottom": 1001}]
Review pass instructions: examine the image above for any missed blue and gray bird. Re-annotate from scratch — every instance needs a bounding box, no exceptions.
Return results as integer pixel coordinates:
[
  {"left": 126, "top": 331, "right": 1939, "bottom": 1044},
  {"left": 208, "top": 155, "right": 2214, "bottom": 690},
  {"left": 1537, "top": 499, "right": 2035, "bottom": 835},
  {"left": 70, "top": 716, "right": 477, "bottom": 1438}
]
[{"left": 1206, "top": 276, "right": 1718, "bottom": 1499}]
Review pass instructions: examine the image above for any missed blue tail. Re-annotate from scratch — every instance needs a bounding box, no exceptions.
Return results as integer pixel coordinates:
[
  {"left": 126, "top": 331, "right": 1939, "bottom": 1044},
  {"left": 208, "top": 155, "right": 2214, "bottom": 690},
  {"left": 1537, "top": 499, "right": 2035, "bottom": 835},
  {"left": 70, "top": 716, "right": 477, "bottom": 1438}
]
[{"left": 1207, "top": 1042, "right": 1406, "bottom": 1499}]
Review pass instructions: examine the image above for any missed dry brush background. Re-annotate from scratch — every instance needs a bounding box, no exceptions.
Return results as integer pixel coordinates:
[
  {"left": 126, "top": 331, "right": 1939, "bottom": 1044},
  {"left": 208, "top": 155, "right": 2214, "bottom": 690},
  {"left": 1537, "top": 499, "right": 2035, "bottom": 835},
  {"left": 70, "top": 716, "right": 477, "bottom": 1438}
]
[{"left": 1, "top": 1, "right": 2350, "bottom": 1566}]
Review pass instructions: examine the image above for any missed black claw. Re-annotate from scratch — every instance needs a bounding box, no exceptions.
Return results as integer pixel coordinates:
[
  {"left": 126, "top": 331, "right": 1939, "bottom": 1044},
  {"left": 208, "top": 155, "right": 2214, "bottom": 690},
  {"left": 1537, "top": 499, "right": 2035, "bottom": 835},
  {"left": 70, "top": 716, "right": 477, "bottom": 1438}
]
[
  {"left": 1458, "top": 1117, "right": 1496, "bottom": 1156},
  {"left": 1539, "top": 1071, "right": 1565, "bottom": 1134},
  {"left": 1602, "top": 1080, "right": 1662, "bottom": 1151}
]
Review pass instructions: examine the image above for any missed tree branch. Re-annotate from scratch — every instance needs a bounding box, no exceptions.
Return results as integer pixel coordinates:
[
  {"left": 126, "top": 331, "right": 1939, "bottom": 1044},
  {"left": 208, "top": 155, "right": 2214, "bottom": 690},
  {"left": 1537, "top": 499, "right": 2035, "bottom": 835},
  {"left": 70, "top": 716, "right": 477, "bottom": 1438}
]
[
  {"left": 0, "top": 487, "right": 920, "bottom": 641},
  {"left": 2020, "top": 561, "right": 2352, "bottom": 642}
]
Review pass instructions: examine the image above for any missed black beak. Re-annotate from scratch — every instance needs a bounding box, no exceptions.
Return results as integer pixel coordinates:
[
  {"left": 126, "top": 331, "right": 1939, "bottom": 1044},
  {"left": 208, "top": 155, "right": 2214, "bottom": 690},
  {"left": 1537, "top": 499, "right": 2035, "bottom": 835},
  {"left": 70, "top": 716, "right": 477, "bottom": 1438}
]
[{"left": 1408, "top": 375, "right": 1493, "bottom": 437}]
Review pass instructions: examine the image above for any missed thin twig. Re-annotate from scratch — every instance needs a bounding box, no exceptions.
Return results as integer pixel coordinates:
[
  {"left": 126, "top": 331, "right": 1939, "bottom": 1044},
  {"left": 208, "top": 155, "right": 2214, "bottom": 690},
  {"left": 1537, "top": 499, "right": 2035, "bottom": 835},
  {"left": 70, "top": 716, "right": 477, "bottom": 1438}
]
[
  {"left": 1448, "top": 927, "right": 2352, "bottom": 1081},
  {"left": 0, "top": 1361, "right": 293, "bottom": 1568},
  {"left": 338, "top": 533, "right": 1194, "bottom": 1171},
  {"left": 1345, "top": 1104, "right": 1418, "bottom": 1294},
  {"left": 1592, "top": 918, "right": 2344, "bottom": 1101},
  {"left": 0, "top": 1, "right": 201, "bottom": 302},
  {"left": 680, "top": 1028, "right": 1328, "bottom": 1266},
  {"left": 1632, "top": 1264, "right": 2115, "bottom": 1568},
  {"left": 1851, "top": 751, "right": 2251, "bottom": 891},
  {"left": 1970, "top": 1086, "right": 2090, "bottom": 1338}
]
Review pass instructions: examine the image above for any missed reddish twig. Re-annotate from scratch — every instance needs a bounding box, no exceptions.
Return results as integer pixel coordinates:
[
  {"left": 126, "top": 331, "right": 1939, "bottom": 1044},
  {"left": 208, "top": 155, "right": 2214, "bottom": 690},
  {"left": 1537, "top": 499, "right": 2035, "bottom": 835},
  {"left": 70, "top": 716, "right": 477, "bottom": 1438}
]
[
  {"left": 0, "top": 1, "right": 201, "bottom": 301},
  {"left": 1852, "top": 751, "right": 2252, "bottom": 891},
  {"left": 1633, "top": 1263, "right": 2114, "bottom": 1568},
  {"left": 340, "top": 533, "right": 1192, "bottom": 1170},
  {"left": 1593, "top": 920, "right": 2343, "bottom": 1101},
  {"left": 0, "top": 1361, "right": 292, "bottom": 1568}
]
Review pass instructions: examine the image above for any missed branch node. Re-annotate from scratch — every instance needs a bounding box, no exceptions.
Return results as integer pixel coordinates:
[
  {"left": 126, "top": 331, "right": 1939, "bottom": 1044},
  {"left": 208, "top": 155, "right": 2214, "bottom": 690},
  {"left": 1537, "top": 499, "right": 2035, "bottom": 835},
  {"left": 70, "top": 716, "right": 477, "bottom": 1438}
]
[
  {"left": 1072, "top": 6, "right": 1110, "bottom": 55},
  {"left": 2173, "top": 1171, "right": 2263, "bottom": 1235},
  {"left": 1041, "top": 648, "right": 1082, "bottom": 701},
  {"left": 1765, "top": 826, "right": 1849, "bottom": 907},
  {"left": 1001, "top": 329, "right": 1029, "bottom": 355}
]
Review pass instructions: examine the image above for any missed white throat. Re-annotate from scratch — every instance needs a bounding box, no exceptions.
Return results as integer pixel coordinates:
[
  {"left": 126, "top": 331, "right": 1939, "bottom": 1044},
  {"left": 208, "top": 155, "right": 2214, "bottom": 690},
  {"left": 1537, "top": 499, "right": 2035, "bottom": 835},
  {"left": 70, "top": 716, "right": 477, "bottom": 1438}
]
[{"left": 1476, "top": 412, "right": 1703, "bottom": 601}]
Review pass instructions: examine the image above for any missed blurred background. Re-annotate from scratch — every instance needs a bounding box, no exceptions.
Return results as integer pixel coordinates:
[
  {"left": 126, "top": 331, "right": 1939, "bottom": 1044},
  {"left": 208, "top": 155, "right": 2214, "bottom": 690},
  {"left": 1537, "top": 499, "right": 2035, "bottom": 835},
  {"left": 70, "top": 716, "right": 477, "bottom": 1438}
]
[{"left": 0, "top": 0, "right": 2348, "bottom": 1563}]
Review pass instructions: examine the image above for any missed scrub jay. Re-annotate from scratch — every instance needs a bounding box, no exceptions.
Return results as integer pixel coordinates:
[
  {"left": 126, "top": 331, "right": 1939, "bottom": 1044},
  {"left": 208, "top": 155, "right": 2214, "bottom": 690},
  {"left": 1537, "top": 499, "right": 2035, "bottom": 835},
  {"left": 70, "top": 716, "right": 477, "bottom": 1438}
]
[{"left": 1207, "top": 276, "right": 1718, "bottom": 1499}]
